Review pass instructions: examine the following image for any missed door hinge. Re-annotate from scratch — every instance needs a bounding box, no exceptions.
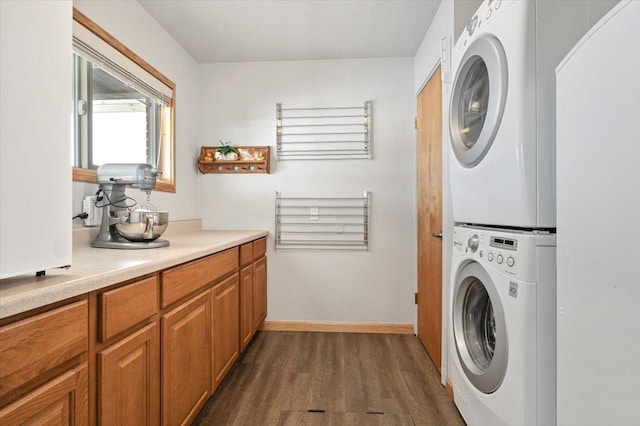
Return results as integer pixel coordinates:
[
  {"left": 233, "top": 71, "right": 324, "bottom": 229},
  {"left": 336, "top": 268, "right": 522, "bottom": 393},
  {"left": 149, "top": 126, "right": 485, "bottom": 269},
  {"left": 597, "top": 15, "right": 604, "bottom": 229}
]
[
  {"left": 415, "top": 292, "right": 418, "bottom": 305},
  {"left": 414, "top": 116, "right": 419, "bottom": 130}
]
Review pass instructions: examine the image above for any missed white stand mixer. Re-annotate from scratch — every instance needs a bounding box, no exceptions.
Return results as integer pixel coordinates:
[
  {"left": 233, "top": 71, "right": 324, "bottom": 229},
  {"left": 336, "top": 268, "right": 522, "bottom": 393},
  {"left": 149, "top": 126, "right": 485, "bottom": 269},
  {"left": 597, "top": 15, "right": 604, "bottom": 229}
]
[{"left": 92, "top": 163, "right": 169, "bottom": 249}]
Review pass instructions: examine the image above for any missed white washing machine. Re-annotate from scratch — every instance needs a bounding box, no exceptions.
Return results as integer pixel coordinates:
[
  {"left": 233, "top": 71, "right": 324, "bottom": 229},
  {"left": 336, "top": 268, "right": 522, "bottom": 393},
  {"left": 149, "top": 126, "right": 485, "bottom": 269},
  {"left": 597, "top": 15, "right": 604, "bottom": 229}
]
[
  {"left": 448, "top": 0, "right": 592, "bottom": 229},
  {"left": 449, "top": 225, "right": 556, "bottom": 426}
]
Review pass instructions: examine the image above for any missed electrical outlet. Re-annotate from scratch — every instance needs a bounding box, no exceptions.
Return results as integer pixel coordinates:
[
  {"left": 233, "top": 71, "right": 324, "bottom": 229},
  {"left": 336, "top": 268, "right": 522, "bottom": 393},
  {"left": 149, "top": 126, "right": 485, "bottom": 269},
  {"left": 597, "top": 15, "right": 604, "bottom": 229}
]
[
  {"left": 82, "top": 195, "right": 102, "bottom": 227},
  {"left": 310, "top": 207, "right": 319, "bottom": 221}
]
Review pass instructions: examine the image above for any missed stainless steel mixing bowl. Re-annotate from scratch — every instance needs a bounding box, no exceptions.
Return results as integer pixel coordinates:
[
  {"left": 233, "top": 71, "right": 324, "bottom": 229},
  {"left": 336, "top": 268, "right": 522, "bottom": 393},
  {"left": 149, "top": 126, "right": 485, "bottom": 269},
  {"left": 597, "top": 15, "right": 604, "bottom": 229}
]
[{"left": 115, "top": 210, "right": 169, "bottom": 242}]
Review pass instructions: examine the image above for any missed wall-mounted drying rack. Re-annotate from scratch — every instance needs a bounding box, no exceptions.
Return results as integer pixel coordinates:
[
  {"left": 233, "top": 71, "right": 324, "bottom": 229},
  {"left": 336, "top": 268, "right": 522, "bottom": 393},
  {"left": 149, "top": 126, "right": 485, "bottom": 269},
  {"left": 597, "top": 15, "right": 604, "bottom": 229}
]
[
  {"left": 276, "top": 101, "right": 372, "bottom": 160},
  {"left": 275, "top": 191, "right": 370, "bottom": 250}
]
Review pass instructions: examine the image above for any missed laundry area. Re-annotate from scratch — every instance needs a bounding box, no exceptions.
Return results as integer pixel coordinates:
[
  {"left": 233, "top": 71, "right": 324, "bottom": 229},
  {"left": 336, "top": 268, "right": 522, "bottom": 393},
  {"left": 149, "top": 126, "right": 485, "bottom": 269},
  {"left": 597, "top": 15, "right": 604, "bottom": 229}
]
[
  {"left": 443, "top": 1, "right": 639, "bottom": 425},
  {"left": 1, "top": 1, "right": 638, "bottom": 425}
]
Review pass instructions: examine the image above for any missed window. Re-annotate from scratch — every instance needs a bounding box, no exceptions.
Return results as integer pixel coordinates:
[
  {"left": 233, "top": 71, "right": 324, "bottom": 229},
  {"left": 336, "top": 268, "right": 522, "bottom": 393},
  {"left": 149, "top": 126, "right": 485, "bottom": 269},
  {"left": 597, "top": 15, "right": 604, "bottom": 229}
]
[{"left": 72, "top": 9, "right": 175, "bottom": 192}]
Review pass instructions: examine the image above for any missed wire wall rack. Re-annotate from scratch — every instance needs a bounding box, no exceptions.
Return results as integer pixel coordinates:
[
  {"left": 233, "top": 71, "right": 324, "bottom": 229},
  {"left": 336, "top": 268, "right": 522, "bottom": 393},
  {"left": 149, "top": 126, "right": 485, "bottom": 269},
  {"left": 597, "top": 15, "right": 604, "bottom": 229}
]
[
  {"left": 275, "top": 191, "right": 370, "bottom": 251},
  {"left": 276, "top": 101, "right": 372, "bottom": 160}
]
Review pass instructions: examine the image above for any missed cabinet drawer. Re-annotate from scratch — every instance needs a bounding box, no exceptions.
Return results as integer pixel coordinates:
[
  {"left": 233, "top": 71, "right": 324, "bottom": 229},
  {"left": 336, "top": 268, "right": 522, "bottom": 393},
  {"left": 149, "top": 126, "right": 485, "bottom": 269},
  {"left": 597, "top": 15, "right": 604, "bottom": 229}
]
[
  {"left": 239, "top": 242, "right": 253, "bottom": 266},
  {"left": 0, "top": 363, "right": 88, "bottom": 425},
  {"left": 0, "top": 299, "right": 88, "bottom": 402},
  {"left": 161, "top": 247, "right": 238, "bottom": 308},
  {"left": 253, "top": 237, "right": 266, "bottom": 260},
  {"left": 99, "top": 276, "right": 158, "bottom": 342}
]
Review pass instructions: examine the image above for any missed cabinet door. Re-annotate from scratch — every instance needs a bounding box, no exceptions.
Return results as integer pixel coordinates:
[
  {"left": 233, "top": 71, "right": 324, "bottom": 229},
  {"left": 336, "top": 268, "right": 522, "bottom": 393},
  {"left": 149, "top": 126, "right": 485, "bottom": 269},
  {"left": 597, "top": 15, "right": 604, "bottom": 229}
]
[
  {"left": 98, "top": 322, "right": 159, "bottom": 426},
  {"left": 239, "top": 265, "right": 254, "bottom": 351},
  {"left": 0, "top": 363, "right": 88, "bottom": 425},
  {"left": 253, "top": 256, "right": 267, "bottom": 330},
  {"left": 161, "top": 292, "right": 211, "bottom": 426},
  {"left": 212, "top": 273, "right": 240, "bottom": 390}
]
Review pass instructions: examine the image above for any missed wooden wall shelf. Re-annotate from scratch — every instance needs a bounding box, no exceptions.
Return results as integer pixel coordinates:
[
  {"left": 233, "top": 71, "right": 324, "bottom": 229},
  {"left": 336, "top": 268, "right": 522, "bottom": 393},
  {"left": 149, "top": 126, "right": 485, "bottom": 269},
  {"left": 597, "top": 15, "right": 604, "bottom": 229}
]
[{"left": 198, "top": 146, "right": 271, "bottom": 174}]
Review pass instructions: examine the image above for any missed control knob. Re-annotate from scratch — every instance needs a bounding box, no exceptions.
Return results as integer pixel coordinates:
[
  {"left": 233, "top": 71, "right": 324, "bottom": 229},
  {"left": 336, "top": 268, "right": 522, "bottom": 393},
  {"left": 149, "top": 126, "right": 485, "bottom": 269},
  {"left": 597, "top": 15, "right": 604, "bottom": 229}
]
[
  {"left": 467, "top": 15, "right": 478, "bottom": 36},
  {"left": 467, "top": 234, "right": 479, "bottom": 253}
]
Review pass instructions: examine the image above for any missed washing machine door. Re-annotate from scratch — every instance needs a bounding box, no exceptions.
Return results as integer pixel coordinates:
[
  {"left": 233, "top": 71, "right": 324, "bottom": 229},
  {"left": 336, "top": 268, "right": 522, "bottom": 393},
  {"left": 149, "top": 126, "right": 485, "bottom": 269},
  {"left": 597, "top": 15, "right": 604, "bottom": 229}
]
[
  {"left": 449, "top": 36, "right": 508, "bottom": 167},
  {"left": 452, "top": 260, "right": 507, "bottom": 394}
]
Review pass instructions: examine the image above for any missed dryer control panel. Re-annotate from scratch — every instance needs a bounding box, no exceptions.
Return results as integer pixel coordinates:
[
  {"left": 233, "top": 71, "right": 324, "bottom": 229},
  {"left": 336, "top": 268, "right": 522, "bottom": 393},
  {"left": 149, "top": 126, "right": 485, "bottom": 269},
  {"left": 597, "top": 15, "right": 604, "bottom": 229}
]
[{"left": 459, "top": 0, "right": 518, "bottom": 46}]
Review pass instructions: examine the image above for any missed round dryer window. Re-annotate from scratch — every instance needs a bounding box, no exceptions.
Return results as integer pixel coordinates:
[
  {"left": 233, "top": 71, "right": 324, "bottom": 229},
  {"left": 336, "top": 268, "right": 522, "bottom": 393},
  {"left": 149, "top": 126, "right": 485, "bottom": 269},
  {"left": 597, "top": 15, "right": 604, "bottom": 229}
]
[
  {"left": 453, "top": 261, "right": 507, "bottom": 394},
  {"left": 450, "top": 36, "right": 508, "bottom": 167}
]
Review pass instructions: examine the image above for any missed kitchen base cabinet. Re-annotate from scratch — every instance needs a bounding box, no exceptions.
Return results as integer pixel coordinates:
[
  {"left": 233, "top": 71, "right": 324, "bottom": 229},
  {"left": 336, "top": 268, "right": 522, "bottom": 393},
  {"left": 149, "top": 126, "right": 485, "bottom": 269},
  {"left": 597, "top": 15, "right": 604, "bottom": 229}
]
[
  {"left": 239, "top": 265, "right": 254, "bottom": 351},
  {"left": 2, "top": 236, "right": 267, "bottom": 424},
  {"left": 0, "top": 363, "right": 88, "bottom": 426},
  {"left": 98, "top": 322, "right": 159, "bottom": 426},
  {"left": 253, "top": 256, "right": 267, "bottom": 330},
  {"left": 212, "top": 273, "right": 240, "bottom": 390},
  {"left": 161, "top": 291, "right": 211, "bottom": 426}
]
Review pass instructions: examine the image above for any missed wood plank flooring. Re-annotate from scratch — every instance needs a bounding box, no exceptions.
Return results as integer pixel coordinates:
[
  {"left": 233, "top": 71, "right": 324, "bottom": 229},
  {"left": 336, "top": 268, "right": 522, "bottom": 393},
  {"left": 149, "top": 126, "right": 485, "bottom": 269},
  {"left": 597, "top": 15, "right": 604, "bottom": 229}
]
[{"left": 193, "top": 331, "right": 464, "bottom": 425}]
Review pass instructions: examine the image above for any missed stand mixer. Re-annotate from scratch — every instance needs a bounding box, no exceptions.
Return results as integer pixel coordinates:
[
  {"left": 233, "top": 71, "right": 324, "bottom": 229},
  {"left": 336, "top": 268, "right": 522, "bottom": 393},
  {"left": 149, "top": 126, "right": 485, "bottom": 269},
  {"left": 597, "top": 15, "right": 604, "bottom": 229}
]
[{"left": 92, "top": 163, "right": 169, "bottom": 249}]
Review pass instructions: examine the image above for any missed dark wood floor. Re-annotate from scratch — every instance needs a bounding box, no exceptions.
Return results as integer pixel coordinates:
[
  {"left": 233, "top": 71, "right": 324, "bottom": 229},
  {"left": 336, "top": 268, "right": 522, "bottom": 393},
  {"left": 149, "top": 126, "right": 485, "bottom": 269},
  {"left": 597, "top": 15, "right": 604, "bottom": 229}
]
[{"left": 193, "top": 331, "right": 465, "bottom": 425}]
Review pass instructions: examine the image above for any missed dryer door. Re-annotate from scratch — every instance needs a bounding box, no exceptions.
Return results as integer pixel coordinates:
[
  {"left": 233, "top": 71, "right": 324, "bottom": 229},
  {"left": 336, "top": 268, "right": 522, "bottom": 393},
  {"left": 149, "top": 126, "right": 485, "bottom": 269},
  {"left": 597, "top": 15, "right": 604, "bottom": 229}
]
[
  {"left": 452, "top": 261, "right": 507, "bottom": 394},
  {"left": 449, "top": 36, "right": 507, "bottom": 167}
]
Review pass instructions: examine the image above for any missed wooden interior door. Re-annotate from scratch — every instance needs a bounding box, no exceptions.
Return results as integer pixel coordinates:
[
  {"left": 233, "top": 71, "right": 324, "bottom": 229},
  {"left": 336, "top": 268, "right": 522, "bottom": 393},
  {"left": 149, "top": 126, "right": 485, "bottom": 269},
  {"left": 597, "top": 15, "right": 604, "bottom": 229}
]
[{"left": 417, "top": 67, "right": 443, "bottom": 371}]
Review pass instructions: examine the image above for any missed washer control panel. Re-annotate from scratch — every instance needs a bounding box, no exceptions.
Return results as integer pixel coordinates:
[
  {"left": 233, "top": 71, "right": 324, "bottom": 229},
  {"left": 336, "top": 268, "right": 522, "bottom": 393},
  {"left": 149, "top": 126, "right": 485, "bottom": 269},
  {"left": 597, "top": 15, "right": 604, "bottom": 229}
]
[
  {"left": 452, "top": 226, "right": 554, "bottom": 282},
  {"left": 453, "top": 226, "right": 524, "bottom": 278}
]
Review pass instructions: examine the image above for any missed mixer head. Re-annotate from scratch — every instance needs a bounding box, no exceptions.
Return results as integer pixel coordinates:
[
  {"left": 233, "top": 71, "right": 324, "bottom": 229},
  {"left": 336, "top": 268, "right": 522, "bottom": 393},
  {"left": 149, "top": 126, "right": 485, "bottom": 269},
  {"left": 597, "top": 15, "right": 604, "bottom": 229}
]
[{"left": 96, "top": 163, "right": 161, "bottom": 191}]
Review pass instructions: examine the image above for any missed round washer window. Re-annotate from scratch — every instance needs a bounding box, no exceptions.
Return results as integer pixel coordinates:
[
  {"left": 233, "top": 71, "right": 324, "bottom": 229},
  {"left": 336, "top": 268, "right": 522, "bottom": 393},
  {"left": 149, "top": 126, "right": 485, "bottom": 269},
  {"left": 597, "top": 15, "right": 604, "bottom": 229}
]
[
  {"left": 462, "top": 279, "right": 496, "bottom": 371},
  {"left": 453, "top": 261, "right": 507, "bottom": 394},
  {"left": 450, "top": 36, "right": 508, "bottom": 167}
]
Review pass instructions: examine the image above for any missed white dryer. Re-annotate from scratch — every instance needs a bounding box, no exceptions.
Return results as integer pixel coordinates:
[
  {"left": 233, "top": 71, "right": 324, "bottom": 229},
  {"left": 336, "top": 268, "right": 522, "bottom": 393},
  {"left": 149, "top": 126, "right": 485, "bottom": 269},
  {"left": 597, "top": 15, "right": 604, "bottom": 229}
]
[
  {"left": 449, "top": 225, "right": 556, "bottom": 426},
  {"left": 448, "top": 0, "right": 592, "bottom": 228}
]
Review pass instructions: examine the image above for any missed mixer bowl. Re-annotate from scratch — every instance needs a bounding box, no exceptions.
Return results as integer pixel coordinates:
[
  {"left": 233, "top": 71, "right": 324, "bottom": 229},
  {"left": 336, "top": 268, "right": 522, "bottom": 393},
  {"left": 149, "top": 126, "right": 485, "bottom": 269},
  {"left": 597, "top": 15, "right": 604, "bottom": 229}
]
[{"left": 115, "top": 210, "right": 169, "bottom": 242}]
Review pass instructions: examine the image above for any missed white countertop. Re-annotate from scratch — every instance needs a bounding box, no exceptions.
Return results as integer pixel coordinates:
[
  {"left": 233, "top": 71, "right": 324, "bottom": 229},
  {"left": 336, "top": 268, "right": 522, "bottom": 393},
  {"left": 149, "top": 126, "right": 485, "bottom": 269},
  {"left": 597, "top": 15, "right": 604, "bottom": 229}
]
[{"left": 0, "top": 230, "right": 268, "bottom": 320}]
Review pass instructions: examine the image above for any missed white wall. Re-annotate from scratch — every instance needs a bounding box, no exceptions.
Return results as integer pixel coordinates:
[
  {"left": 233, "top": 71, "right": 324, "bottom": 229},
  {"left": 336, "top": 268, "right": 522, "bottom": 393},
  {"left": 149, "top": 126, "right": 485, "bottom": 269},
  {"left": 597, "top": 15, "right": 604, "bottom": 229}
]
[
  {"left": 72, "top": 0, "right": 200, "bottom": 221},
  {"left": 198, "top": 58, "right": 415, "bottom": 325},
  {"left": 413, "top": 0, "right": 454, "bottom": 384}
]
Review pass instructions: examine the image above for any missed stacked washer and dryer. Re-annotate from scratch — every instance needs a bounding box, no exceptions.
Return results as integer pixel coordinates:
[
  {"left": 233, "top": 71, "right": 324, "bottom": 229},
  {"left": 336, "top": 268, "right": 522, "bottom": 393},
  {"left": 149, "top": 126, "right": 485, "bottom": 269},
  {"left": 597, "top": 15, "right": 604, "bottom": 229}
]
[{"left": 446, "top": 1, "right": 594, "bottom": 425}]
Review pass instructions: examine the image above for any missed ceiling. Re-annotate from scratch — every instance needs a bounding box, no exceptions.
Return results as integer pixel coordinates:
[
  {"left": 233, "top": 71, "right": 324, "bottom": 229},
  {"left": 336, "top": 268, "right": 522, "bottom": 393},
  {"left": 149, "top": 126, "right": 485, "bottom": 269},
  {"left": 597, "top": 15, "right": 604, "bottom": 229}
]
[{"left": 138, "top": 0, "right": 441, "bottom": 63}]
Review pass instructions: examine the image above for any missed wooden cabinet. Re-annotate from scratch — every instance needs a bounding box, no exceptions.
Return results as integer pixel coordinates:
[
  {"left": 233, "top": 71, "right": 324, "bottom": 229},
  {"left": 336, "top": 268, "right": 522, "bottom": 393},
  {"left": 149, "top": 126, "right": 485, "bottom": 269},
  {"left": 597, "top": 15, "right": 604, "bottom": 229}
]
[
  {"left": 240, "top": 237, "right": 268, "bottom": 350},
  {"left": 253, "top": 237, "right": 266, "bottom": 259},
  {"left": 0, "top": 363, "right": 88, "bottom": 426},
  {"left": 239, "top": 265, "right": 255, "bottom": 351},
  {"left": 98, "top": 322, "right": 159, "bottom": 426},
  {"left": 1, "top": 237, "right": 266, "bottom": 424},
  {"left": 0, "top": 299, "right": 88, "bottom": 425},
  {"left": 240, "top": 237, "right": 268, "bottom": 351},
  {"left": 212, "top": 273, "right": 240, "bottom": 390},
  {"left": 98, "top": 276, "right": 157, "bottom": 342},
  {"left": 93, "top": 276, "right": 159, "bottom": 425},
  {"left": 239, "top": 242, "right": 253, "bottom": 266},
  {"left": 253, "top": 256, "right": 267, "bottom": 330},
  {"left": 162, "top": 247, "right": 238, "bottom": 308},
  {"left": 0, "top": 299, "right": 87, "bottom": 406},
  {"left": 161, "top": 291, "right": 211, "bottom": 426}
]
